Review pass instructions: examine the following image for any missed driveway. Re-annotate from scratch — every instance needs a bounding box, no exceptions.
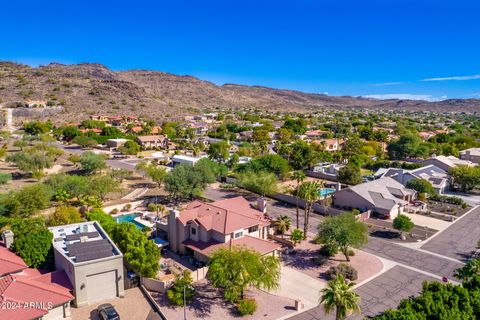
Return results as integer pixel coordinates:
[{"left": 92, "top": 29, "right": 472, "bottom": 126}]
[
  {"left": 274, "top": 265, "right": 325, "bottom": 309},
  {"left": 70, "top": 288, "right": 158, "bottom": 320},
  {"left": 444, "top": 191, "right": 480, "bottom": 206},
  {"left": 421, "top": 206, "right": 480, "bottom": 261}
]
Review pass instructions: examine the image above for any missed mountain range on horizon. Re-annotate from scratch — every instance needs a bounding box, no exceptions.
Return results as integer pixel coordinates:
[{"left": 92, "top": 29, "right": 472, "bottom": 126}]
[{"left": 1, "top": 61, "right": 480, "bottom": 123}]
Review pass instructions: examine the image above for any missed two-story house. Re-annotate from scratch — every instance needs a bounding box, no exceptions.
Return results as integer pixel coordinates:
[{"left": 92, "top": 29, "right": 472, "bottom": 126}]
[{"left": 164, "top": 197, "right": 280, "bottom": 264}]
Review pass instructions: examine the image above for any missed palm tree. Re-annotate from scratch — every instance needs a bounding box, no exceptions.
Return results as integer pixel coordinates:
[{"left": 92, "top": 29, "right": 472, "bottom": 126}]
[
  {"left": 291, "top": 170, "right": 306, "bottom": 229},
  {"left": 320, "top": 274, "right": 361, "bottom": 320},
  {"left": 274, "top": 215, "right": 292, "bottom": 238},
  {"left": 290, "top": 228, "right": 304, "bottom": 247},
  {"left": 298, "top": 181, "right": 321, "bottom": 238},
  {"left": 455, "top": 258, "right": 480, "bottom": 281}
]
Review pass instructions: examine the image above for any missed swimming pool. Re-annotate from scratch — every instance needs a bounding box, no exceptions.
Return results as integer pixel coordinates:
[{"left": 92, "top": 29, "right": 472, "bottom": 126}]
[
  {"left": 319, "top": 188, "right": 336, "bottom": 197},
  {"left": 115, "top": 213, "right": 146, "bottom": 229}
]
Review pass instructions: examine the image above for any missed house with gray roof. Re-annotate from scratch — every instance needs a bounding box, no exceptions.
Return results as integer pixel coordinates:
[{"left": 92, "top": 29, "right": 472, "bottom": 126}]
[
  {"left": 332, "top": 177, "right": 416, "bottom": 219},
  {"left": 460, "top": 148, "right": 480, "bottom": 164},
  {"left": 421, "top": 155, "right": 474, "bottom": 172},
  {"left": 375, "top": 164, "right": 449, "bottom": 194}
]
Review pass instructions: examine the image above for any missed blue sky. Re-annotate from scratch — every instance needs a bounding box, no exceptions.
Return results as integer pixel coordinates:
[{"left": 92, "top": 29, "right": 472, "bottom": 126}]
[{"left": 1, "top": 0, "right": 480, "bottom": 100}]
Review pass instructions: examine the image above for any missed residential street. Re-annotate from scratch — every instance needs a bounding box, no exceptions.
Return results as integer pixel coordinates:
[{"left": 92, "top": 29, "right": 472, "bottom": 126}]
[
  {"left": 421, "top": 206, "right": 480, "bottom": 261},
  {"left": 204, "top": 186, "right": 480, "bottom": 319}
]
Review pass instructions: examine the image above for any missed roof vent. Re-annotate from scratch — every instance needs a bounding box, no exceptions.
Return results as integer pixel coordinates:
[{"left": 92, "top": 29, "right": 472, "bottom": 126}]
[{"left": 80, "top": 236, "right": 88, "bottom": 243}]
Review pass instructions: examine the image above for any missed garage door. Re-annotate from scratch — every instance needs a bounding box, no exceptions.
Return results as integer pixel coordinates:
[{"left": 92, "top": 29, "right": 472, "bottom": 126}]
[{"left": 86, "top": 270, "right": 117, "bottom": 303}]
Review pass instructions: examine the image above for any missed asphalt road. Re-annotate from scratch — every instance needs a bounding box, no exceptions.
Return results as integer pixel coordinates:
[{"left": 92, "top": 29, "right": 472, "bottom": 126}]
[{"left": 421, "top": 206, "right": 480, "bottom": 261}]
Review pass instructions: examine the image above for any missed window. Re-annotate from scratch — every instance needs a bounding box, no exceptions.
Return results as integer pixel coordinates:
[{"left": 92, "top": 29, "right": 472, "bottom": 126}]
[
  {"left": 248, "top": 226, "right": 258, "bottom": 233},
  {"left": 191, "top": 227, "right": 197, "bottom": 235},
  {"left": 234, "top": 231, "right": 243, "bottom": 239}
]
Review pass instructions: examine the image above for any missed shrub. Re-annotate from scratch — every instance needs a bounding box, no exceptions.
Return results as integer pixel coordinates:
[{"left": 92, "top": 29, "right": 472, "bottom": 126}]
[
  {"left": 166, "top": 270, "right": 195, "bottom": 306},
  {"left": 122, "top": 204, "right": 132, "bottom": 211},
  {"left": 325, "top": 263, "right": 358, "bottom": 281},
  {"left": 430, "top": 194, "right": 465, "bottom": 206},
  {"left": 319, "top": 243, "right": 338, "bottom": 257},
  {"left": 237, "top": 298, "right": 257, "bottom": 316},
  {"left": 312, "top": 255, "right": 328, "bottom": 266},
  {"left": 110, "top": 208, "right": 119, "bottom": 214},
  {"left": 147, "top": 203, "right": 157, "bottom": 212},
  {"left": 0, "top": 173, "right": 12, "bottom": 185},
  {"left": 347, "top": 249, "right": 355, "bottom": 256}
]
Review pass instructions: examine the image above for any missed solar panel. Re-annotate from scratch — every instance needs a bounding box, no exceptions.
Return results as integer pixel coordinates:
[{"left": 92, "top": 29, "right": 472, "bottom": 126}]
[
  {"left": 75, "top": 249, "right": 114, "bottom": 262},
  {"left": 67, "top": 239, "right": 113, "bottom": 256},
  {"left": 65, "top": 231, "right": 99, "bottom": 241}
]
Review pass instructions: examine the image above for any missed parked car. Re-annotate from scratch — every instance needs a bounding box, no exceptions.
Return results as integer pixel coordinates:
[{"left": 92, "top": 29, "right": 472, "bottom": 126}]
[{"left": 97, "top": 303, "right": 120, "bottom": 320}]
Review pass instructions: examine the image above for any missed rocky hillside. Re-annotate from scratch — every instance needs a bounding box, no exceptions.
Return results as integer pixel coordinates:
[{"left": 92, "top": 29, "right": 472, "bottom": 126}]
[{"left": 0, "top": 61, "right": 479, "bottom": 124}]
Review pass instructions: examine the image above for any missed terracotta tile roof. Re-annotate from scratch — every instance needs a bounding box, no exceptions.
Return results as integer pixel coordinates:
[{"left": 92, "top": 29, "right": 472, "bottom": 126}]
[
  {"left": 183, "top": 235, "right": 281, "bottom": 256},
  {"left": 178, "top": 197, "right": 270, "bottom": 234},
  {"left": 136, "top": 135, "right": 167, "bottom": 142},
  {"left": 0, "top": 246, "right": 28, "bottom": 276},
  {"left": 0, "top": 270, "right": 73, "bottom": 320}
]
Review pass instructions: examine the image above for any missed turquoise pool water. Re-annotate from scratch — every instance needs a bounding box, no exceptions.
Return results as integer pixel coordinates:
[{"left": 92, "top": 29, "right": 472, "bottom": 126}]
[
  {"left": 319, "top": 188, "right": 336, "bottom": 197},
  {"left": 115, "top": 213, "right": 145, "bottom": 229}
]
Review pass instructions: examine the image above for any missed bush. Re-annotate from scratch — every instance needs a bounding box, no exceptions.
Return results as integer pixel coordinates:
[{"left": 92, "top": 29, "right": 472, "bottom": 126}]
[
  {"left": 325, "top": 263, "right": 358, "bottom": 281},
  {"left": 0, "top": 173, "right": 12, "bottom": 185},
  {"left": 430, "top": 194, "right": 465, "bottom": 206},
  {"left": 237, "top": 298, "right": 257, "bottom": 316},
  {"left": 166, "top": 270, "right": 195, "bottom": 306},
  {"left": 347, "top": 249, "right": 355, "bottom": 256},
  {"left": 319, "top": 243, "right": 338, "bottom": 257},
  {"left": 110, "top": 208, "right": 119, "bottom": 214},
  {"left": 312, "top": 255, "right": 328, "bottom": 266},
  {"left": 147, "top": 203, "right": 157, "bottom": 212},
  {"left": 122, "top": 204, "right": 132, "bottom": 211}
]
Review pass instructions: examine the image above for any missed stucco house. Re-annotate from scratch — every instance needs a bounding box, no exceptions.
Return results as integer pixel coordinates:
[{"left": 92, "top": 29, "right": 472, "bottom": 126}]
[
  {"left": 375, "top": 164, "right": 449, "bottom": 194},
  {"left": 49, "top": 222, "right": 125, "bottom": 307},
  {"left": 421, "top": 155, "right": 474, "bottom": 172},
  {"left": 163, "top": 197, "right": 280, "bottom": 264},
  {"left": 135, "top": 135, "right": 169, "bottom": 149},
  {"left": 460, "top": 148, "right": 480, "bottom": 164},
  {"left": 333, "top": 177, "right": 416, "bottom": 219},
  {"left": 0, "top": 231, "right": 74, "bottom": 320}
]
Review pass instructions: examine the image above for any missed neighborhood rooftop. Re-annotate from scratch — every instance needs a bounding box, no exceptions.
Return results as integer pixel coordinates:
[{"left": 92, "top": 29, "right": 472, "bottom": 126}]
[{"left": 49, "top": 221, "right": 122, "bottom": 264}]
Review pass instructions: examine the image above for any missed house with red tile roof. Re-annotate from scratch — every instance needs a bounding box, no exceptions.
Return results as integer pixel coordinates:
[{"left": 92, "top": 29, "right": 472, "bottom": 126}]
[
  {"left": 312, "top": 138, "right": 345, "bottom": 151},
  {"left": 163, "top": 197, "right": 280, "bottom": 264},
  {"left": 0, "top": 239, "right": 74, "bottom": 320}
]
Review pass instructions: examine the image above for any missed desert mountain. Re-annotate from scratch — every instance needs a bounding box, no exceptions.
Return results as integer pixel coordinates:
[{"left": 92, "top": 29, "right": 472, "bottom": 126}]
[{"left": 0, "top": 61, "right": 479, "bottom": 123}]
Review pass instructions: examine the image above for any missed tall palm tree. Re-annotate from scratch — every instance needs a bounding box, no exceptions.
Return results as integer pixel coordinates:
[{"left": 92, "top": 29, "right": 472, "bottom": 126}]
[
  {"left": 320, "top": 274, "right": 361, "bottom": 320},
  {"left": 298, "top": 181, "right": 321, "bottom": 238},
  {"left": 274, "top": 215, "right": 292, "bottom": 239},
  {"left": 291, "top": 170, "right": 306, "bottom": 229}
]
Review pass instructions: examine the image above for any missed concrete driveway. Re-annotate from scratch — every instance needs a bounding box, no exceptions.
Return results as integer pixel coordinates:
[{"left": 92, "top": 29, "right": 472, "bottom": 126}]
[
  {"left": 444, "top": 191, "right": 480, "bottom": 206},
  {"left": 273, "top": 265, "right": 325, "bottom": 310},
  {"left": 70, "top": 288, "right": 158, "bottom": 320}
]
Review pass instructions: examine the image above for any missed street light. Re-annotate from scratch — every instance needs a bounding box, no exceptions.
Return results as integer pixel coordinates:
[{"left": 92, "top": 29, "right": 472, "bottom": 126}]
[{"left": 184, "top": 284, "right": 194, "bottom": 320}]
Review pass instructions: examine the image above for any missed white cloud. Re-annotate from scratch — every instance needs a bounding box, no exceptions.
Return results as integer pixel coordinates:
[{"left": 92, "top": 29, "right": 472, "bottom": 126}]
[
  {"left": 363, "top": 94, "right": 446, "bottom": 102},
  {"left": 421, "top": 74, "right": 480, "bottom": 82},
  {"left": 371, "top": 82, "right": 403, "bottom": 87}
]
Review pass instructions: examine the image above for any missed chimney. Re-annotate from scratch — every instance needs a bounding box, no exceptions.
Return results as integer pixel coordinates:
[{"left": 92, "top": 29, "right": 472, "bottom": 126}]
[
  {"left": 257, "top": 197, "right": 267, "bottom": 214},
  {"left": 2, "top": 230, "right": 14, "bottom": 249},
  {"left": 336, "top": 182, "right": 342, "bottom": 191}
]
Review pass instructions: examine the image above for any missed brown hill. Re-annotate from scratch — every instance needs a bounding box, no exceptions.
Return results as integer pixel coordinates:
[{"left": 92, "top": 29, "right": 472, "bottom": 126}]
[{"left": 0, "top": 61, "right": 479, "bottom": 123}]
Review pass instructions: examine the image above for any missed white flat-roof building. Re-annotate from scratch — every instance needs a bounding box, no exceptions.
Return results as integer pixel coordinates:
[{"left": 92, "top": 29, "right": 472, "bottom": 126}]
[
  {"left": 49, "top": 222, "right": 125, "bottom": 307},
  {"left": 171, "top": 154, "right": 206, "bottom": 167}
]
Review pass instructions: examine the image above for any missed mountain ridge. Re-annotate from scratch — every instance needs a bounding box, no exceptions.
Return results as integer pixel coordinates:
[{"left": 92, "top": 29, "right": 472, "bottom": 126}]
[{"left": 0, "top": 61, "right": 479, "bottom": 123}]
